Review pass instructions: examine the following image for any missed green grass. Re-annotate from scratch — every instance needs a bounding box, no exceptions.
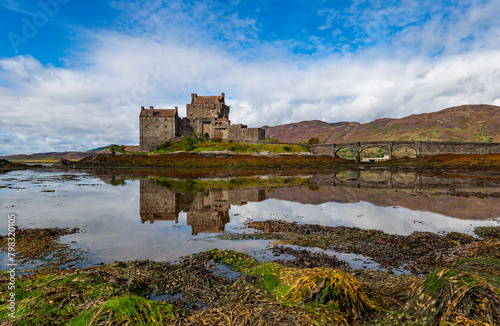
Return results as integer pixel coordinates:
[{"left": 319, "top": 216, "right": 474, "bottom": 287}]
[{"left": 154, "top": 137, "right": 307, "bottom": 154}]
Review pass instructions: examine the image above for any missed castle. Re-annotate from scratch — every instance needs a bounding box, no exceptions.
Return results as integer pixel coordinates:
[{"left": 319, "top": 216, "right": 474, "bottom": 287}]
[{"left": 140, "top": 93, "right": 265, "bottom": 151}]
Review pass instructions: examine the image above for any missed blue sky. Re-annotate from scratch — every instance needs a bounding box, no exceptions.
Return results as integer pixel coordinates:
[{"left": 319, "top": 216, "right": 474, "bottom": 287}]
[{"left": 1, "top": 0, "right": 499, "bottom": 155}]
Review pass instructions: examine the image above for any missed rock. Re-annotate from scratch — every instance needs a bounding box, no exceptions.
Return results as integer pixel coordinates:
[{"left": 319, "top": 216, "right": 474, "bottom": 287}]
[
  {"left": 98, "top": 147, "right": 114, "bottom": 155},
  {"left": 197, "top": 150, "right": 234, "bottom": 156},
  {"left": 53, "top": 159, "right": 71, "bottom": 167},
  {"left": 256, "top": 151, "right": 275, "bottom": 156},
  {"left": 0, "top": 159, "right": 12, "bottom": 167}
]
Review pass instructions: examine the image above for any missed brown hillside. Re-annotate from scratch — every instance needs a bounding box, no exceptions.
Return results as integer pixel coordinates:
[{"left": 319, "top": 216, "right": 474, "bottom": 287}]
[{"left": 263, "top": 104, "right": 500, "bottom": 143}]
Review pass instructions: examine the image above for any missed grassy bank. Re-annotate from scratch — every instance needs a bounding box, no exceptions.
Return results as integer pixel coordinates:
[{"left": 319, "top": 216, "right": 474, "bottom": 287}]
[
  {"left": 153, "top": 137, "right": 307, "bottom": 154},
  {"left": 76, "top": 152, "right": 353, "bottom": 173}
]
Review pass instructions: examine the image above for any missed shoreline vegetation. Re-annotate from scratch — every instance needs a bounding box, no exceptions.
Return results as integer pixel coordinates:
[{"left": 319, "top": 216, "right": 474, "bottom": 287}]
[
  {"left": 2, "top": 137, "right": 500, "bottom": 174},
  {"left": 1, "top": 222, "right": 499, "bottom": 325},
  {"left": 2, "top": 139, "right": 500, "bottom": 174}
]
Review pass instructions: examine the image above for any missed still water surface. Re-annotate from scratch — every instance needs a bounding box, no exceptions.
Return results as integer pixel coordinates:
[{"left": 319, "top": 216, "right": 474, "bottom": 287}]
[{"left": 1, "top": 169, "right": 499, "bottom": 270}]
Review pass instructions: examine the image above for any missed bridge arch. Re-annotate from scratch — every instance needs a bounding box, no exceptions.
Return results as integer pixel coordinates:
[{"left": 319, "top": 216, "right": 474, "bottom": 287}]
[
  {"left": 359, "top": 146, "right": 390, "bottom": 162},
  {"left": 359, "top": 143, "right": 391, "bottom": 153},
  {"left": 334, "top": 146, "right": 356, "bottom": 160},
  {"left": 393, "top": 145, "right": 418, "bottom": 158}
]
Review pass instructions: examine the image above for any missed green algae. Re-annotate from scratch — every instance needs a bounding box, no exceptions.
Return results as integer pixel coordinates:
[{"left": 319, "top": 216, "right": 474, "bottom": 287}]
[
  {"left": 68, "top": 296, "right": 178, "bottom": 326},
  {"left": 404, "top": 268, "right": 500, "bottom": 325},
  {"left": 0, "top": 271, "right": 123, "bottom": 325}
]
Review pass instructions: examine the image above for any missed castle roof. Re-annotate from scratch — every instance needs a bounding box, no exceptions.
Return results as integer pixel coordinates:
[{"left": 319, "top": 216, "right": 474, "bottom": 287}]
[{"left": 140, "top": 108, "right": 177, "bottom": 117}]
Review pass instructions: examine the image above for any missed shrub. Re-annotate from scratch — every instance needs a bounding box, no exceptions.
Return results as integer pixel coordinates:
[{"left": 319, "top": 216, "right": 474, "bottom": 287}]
[
  {"left": 265, "top": 136, "right": 279, "bottom": 142},
  {"left": 108, "top": 144, "right": 126, "bottom": 152},
  {"left": 156, "top": 141, "right": 172, "bottom": 151}
]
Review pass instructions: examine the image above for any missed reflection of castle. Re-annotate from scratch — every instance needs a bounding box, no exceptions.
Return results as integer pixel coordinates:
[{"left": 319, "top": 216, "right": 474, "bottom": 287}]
[{"left": 140, "top": 180, "right": 265, "bottom": 235}]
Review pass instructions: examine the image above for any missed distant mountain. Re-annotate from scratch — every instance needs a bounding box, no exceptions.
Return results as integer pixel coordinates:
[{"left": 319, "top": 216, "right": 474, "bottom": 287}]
[
  {"left": 0, "top": 145, "right": 142, "bottom": 161},
  {"left": 263, "top": 104, "right": 500, "bottom": 143},
  {"left": 0, "top": 151, "right": 100, "bottom": 161}
]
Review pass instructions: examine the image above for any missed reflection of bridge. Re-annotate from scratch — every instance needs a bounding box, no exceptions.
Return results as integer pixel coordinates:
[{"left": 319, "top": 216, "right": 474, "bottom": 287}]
[
  {"left": 309, "top": 170, "right": 500, "bottom": 189},
  {"left": 310, "top": 141, "right": 500, "bottom": 162},
  {"left": 310, "top": 171, "right": 420, "bottom": 189}
]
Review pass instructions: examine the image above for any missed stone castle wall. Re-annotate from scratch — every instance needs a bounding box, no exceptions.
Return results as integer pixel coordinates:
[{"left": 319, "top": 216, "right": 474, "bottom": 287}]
[
  {"left": 139, "top": 106, "right": 178, "bottom": 152},
  {"left": 228, "top": 124, "right": 266, "bottom": 142}
]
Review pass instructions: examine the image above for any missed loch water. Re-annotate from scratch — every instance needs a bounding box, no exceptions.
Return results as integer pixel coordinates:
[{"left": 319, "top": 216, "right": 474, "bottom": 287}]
[{"left": 1, "top": 168, "right": 499, "bottom": 271}]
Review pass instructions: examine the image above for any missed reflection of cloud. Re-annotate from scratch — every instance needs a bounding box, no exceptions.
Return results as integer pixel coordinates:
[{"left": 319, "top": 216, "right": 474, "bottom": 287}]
[
  {"left": 230, "top": 199, "right": 497, "bottom": 236},
  {"left": 2, "top": 171, "right": 498, "bottom": 265}
]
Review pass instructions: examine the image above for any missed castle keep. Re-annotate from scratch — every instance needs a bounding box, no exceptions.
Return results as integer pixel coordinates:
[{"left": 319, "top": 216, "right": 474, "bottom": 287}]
[{"left": 140, "top": 93, "right": 265, "bottom": 151}]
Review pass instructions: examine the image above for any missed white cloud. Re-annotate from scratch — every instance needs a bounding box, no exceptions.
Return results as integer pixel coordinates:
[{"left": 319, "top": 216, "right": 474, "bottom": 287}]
[{"left": 1, "top": 0, "right": 500, "bottom": 155}]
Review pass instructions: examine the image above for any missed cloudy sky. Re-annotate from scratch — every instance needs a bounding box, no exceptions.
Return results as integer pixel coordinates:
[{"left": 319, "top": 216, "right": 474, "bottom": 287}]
[{"left": 1, "top": 0, "right": 499, "bottom": 155}]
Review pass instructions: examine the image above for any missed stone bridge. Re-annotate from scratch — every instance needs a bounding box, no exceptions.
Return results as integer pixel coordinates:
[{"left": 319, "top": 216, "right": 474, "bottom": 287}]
[{"left": 309, "top": 141, "right": 500, "bottom": 163}]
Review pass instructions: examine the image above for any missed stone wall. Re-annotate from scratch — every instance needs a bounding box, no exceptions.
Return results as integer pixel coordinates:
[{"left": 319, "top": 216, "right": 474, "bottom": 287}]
[
  {"left": 228, "top": 124, "right": 266, "bottom": 141},
  {"left": 309, "top": 141, "right": 500, "bottom": 162},
  {"left": 419, "top": 141, "right": 500, "bottom": 157},
  {"left": 186, "top": 93, "right": 229, "bottom": 119},
  {"left": 139, "top": 106, "right": 178, "bottom": 152}
]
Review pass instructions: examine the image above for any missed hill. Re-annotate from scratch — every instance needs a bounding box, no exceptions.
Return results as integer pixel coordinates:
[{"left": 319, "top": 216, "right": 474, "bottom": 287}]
[
  {"left": 0, "top": 151, "right": 100, "bottom": 161},
  {"left": 0, "top": 145, "right": 142, "bottom": 161},
  {"left": 263, "top": 104, "right": 500, "bottom": 143}
]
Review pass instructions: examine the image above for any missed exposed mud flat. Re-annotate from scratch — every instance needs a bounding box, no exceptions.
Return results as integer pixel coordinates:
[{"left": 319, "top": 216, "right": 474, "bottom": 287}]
[{"left": 1, "top": 223, "right": 499, "bottom": 325}]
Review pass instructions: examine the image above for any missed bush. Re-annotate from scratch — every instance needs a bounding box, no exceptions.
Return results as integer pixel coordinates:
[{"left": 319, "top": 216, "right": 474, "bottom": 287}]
[
  {"left": 181, "top": 137, "right": 198, "bottom": 151},
  {"left": 156, "top": 141, "right": 172, "bottom": 151},
  {"left": 265, "top": 136, "right": 279, "bottom": 142},
  {"left": 307, "top": 138, "right": 320, "bottom": 144},
  {"left": 108, "top": 144, "right": 126, "bottom": 152}
]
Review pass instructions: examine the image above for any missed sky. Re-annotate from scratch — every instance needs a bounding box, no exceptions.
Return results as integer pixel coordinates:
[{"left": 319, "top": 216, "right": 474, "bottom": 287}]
[{"left": 0, "top": 0, "right": 499, "bottom": 155}]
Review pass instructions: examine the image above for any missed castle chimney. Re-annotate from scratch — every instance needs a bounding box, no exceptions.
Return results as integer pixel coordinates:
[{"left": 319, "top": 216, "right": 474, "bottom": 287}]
[
  {"left": 150, "top": 106, "right": 154, "bottom": 110},
  {"left": 191, "top": 93, "right": 197, "bottom": 103},
  {"left": 141, "top": 106, "right": 145, "bottom": 111}
]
